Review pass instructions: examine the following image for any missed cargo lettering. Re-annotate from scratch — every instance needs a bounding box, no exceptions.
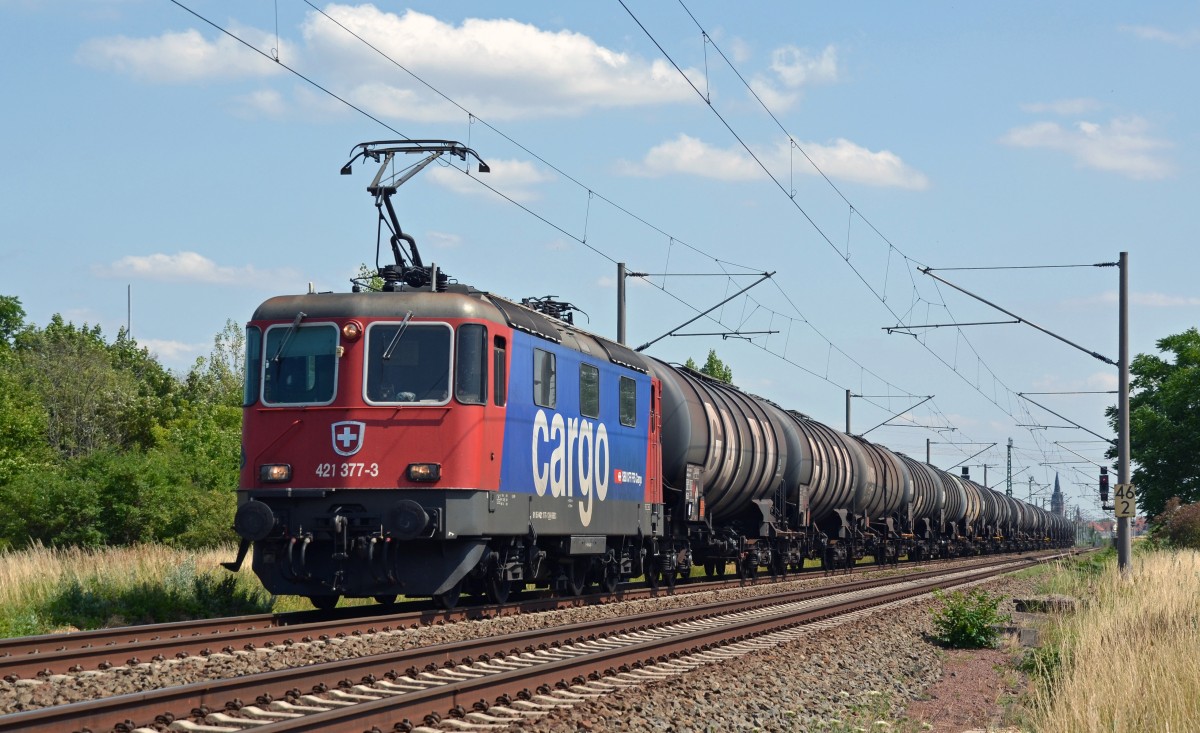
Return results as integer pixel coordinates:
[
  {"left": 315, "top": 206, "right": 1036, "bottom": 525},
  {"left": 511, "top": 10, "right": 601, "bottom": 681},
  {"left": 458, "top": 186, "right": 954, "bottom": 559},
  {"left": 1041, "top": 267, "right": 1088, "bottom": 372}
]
[{"left": 531, "top": 409, "right": 610, "bottom": 527}]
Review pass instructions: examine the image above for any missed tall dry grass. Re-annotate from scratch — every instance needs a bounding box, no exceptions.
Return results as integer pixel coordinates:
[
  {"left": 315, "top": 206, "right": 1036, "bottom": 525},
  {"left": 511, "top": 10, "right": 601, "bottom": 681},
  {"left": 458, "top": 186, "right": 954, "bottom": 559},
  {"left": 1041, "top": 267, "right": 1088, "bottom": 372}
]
[
  {"left": 0, "top": 543, "right": 247, "bottom": 609},
  {"left": 0, "top": 543, "right": 276, "bottom": 635},
  {"left": 1029, "top": 549, "right": 1200, "bottom": 731}
]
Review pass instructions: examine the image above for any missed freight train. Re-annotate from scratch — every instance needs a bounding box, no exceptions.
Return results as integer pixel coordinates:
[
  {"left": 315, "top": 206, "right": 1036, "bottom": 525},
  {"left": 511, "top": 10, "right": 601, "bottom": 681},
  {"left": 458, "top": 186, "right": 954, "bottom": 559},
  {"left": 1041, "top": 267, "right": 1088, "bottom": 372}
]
[{"left": 223, "top": 141, "right": 1073, "bottom": 609}]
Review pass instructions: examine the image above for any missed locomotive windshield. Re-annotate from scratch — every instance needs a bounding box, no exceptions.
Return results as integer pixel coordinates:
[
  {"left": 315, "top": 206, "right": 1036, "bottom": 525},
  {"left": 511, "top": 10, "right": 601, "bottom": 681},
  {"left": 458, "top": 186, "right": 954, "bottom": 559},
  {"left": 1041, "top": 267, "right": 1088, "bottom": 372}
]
[
  {"left": 365, "top": 322, "right": 451, "bottom": 404},
  {"left": 261, "top": 323, "right": 339, "bottom": 405}
]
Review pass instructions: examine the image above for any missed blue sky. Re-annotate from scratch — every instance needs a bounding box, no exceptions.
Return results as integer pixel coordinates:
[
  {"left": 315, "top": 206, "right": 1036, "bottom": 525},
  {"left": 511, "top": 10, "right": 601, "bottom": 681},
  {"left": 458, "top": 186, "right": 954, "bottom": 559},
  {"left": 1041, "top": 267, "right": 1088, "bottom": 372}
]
[{"left": 2, "top": 1, "right": 1197, "bottom": 518}]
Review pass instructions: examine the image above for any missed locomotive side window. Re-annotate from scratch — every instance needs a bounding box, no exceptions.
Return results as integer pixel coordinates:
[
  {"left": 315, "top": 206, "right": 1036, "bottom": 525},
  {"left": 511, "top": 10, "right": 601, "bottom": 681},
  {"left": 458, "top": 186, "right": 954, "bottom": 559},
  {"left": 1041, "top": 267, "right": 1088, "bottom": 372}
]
[
  {"left": 493, "top": 336, "right": 507, "bottom": 406},
  {"left": 580, "top": 364, "right": 599, "bottom": 418},
  {"left": 455, "top": 324, "right": 487, "bottom": 405},
  {"left": 533, "top": 348, "right": 556, "bottom": 408},
  {"left": 619, "top": 376, "right": 637, "bottom": 427},
  {"left": 365, "top": 322, "right": 451, "bottom": 404},
  {"left": 243, "top": 326, "right": 262, "bottom": 406},
  {"left": 262, "top": 324, "right": 339, "bottom": 406}
]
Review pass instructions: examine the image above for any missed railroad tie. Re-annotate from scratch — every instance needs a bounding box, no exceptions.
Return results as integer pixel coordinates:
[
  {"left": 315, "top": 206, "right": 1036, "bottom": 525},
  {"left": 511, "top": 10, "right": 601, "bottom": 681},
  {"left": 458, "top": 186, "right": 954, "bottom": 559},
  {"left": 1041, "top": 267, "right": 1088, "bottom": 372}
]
[
  {"left": 437, "top": 718, "right": 511, "bottom": 730},
  {"left": 167, "top": 721, "right": 243, "bottom": 733},
  {"left": 268, "top": 700, "right": 335, "bottom": 713},
  {"left": 486, "top": 704, "right": 548, "bottom": 719},
  {"left": 376, "top": 677, "right": 437, "bottom": 691},
  {"left": 206, "top": 712, "right": 275, "bottom": 728},
  {"left": 298, "top": 693, "right": 356, "bottom": 707},
  {"left": 236, "top": 705, "right": 303, "bottom": 719},
  {"left": 351, "top": 682, "right": 409, "bottom": 696}
]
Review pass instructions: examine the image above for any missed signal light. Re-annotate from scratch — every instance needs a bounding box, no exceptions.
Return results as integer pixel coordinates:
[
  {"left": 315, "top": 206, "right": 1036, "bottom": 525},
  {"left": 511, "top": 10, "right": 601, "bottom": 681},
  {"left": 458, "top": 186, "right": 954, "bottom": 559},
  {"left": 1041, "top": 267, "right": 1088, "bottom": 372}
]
[
  {"left": 1099, "top": 467, "right": 1110, "bottom": 504},
  {"left": 342, "top": 321, "right": 363, "bottom": 341}
]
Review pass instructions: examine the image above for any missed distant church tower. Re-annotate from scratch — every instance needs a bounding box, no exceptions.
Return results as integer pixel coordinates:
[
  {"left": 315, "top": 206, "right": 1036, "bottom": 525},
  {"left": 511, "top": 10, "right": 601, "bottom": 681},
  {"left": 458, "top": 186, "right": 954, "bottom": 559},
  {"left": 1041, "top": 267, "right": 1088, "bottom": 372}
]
[{"left": 1051, "top": 472, "right": 1065, "bottom": 516}]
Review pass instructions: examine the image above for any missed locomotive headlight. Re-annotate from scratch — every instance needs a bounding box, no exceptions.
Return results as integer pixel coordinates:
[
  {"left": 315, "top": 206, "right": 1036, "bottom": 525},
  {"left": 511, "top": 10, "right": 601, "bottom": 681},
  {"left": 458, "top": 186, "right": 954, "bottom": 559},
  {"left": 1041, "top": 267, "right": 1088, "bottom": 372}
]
[
  {"left": 260, "top": 463, "right": 292, "bottom": 483},
  {"left": 341, "top": 321, "right": 363, "bottom": 341},
  {"left": 406, "top": 463, "right": 441, "bottom": 482}
]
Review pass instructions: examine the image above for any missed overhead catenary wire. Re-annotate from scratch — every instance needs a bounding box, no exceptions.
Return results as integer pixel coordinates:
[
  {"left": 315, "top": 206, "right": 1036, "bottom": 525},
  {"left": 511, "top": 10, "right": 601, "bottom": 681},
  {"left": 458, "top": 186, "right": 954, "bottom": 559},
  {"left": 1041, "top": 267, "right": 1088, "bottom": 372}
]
[
  {"left": 633, "top": 0, "right": 1112, "bottom": 492},
  {"left": 283, "top": 0, "right": 969, "bottom": 426},
  {"left": 163, "top": 0, "right": 1100, "bottom": 498}
]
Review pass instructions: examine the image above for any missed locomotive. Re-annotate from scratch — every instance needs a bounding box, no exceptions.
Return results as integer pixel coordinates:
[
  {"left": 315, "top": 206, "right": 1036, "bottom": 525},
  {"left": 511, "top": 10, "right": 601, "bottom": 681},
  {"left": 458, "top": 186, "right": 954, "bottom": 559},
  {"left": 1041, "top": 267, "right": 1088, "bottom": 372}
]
[{"left": 223, "top": 141, "right": 1073, "bottom": 609}]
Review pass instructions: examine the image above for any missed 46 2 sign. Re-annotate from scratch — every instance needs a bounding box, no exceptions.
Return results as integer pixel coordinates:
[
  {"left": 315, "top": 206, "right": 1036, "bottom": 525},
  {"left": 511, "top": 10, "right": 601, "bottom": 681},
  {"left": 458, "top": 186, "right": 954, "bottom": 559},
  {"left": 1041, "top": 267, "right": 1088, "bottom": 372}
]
[{"left": 1114, "top": 483, "right": 1137, "bottom": 518}]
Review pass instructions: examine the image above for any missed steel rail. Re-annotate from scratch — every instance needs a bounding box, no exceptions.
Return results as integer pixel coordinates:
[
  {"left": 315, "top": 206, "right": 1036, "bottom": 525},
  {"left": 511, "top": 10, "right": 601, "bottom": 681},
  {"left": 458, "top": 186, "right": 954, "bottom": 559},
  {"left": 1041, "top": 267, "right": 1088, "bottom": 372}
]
[
  {"left": 0, "top": 550, "right": 1015, "bottom": 679},
  {"left": 0, "top": 551, "right": 1074, "bottom": 733},
  {"left": 215, "top": 555, "right": 1061, "bottom": 733}
]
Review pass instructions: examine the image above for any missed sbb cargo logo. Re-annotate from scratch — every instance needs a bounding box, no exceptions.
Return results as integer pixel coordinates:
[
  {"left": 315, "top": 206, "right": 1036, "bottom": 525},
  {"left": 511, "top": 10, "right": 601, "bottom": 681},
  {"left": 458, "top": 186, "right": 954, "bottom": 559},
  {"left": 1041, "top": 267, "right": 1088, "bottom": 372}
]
[
  {"left": 613, "top": 469, "right": 643, "bottom": 486},
  {"left": 531, "top": 409, "right": 609, "bottom": 527}
]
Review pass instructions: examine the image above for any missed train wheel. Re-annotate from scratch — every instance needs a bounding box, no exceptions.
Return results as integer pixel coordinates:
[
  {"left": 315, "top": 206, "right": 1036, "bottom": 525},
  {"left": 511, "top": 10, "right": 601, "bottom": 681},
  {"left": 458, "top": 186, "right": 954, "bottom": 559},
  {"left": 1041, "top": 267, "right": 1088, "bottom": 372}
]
[
  {"left": 704, "top": 561, "right": 716, "bottom": 577},
  {"left": 645, "top": 559, "right": 661, "bottom": 590},
  {"left": 566, "top": 559, "right": 589, "bottom": 596},
  {"left": 373, "top": 594, "right": 397, "bottom": 606},
  {"left": 485, "top": 572, "right": 512, "bottom": 604},
  {"left": 308, "top": 595, "right": 339, "bottom": 611},
  {"left": 662, "top": 567, "right": 676, "bottom": 591},
  {"left": 432, "top": 582, "right": 462, "bottom": 610},
  {"left": 602, "top": 564, "right": 620, "bottom": 594}
]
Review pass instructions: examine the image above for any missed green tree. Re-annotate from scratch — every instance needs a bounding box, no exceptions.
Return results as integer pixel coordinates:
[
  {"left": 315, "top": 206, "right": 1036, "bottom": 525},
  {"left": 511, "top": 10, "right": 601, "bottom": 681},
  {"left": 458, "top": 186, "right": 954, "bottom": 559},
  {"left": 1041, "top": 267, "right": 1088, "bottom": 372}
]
[
  {"left": 1108, "top": 327, "right": 1200, "bottom": 517},
  {"left": 11, "top": 316, "right": 177, "bottom": 458},
  {"left": 684, "top": 349, "right": 733, "bottom": 383},
  {"left": 183, "top": 319, "right": 245, "bottom": 408},
  {"left": 0, "top": 295, "right": 25, "bottom": 347},
  {"left": 0, "top": 305, "right": 249, "bottom": 549},
  {"left": 355, "top": 263, "right": 385, "bottom": 292}
]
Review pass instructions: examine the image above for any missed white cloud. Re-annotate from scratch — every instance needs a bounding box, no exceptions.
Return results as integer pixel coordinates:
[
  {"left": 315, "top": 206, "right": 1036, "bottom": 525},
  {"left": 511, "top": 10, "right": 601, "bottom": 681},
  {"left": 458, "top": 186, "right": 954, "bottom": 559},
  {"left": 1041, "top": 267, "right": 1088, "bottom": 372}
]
[
  {"left": 770, "top": 44, "right": 839, "bottom": 87},
  {"left": 618, "top": 134, "right": 760, "bottom": 180},
  {"left": 299, "top": 5, "right": 696, "bottom": 121},
  {"left": 802, "top": 138, "right": 930, "bottom": 190},
  {"left": 76, "top": 28, "right": 283, "bottom": 82},
  {"left": 618, "top": 134, "right": 930, "bottom": 190},
  {"left": 78, "top": 6, "right": 700, "bottom": 120},
  {"left": 746, "top": 44, "right": 840, "bottom": 112},
  {"left": 1020, "top": 98, "right": 1100, "bottom": 116},
  {"left": 139, "top": 338, "right": 206, "bottom": 363},
  {"left": 426, "top": 158, "right": 554, "bottom": 203},
  {"left": 1121, "top": 25, "right": 1200, "bottom": 47},
  {"left": 93, "top": 251, "right": 298, "bottom": 285},
  {"left": 1000, "top": 116, "right": 1173, "bottom": 180}
]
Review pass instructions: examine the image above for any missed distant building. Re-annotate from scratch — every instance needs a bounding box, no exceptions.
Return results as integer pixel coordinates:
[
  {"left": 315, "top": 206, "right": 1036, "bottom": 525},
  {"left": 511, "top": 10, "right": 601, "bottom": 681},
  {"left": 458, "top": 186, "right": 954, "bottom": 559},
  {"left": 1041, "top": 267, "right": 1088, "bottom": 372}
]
[{"left": 1051, "top": 472, "right": 1065, "bottom": 516}]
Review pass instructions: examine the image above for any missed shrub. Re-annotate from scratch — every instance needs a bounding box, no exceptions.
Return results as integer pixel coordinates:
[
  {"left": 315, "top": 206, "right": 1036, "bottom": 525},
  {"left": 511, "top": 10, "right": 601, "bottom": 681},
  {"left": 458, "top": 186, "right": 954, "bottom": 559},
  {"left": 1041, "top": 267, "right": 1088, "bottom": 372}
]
[
  {"left": 42, "top": 558, "right": 272, "bottom": 629},
  {"left": 930, "top": 588, "right": 1011, "bottom": 648},
  {"left": 1152, "top": 497, "right": 1200, "bottom": 550}
]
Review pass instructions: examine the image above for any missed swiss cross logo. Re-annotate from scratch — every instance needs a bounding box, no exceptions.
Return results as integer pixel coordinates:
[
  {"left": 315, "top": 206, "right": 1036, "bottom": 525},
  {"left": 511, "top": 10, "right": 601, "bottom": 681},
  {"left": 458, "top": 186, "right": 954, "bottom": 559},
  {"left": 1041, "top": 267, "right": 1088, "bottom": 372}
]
[{"left": 331, "top": 421, "right": 366, "bottom": 457}]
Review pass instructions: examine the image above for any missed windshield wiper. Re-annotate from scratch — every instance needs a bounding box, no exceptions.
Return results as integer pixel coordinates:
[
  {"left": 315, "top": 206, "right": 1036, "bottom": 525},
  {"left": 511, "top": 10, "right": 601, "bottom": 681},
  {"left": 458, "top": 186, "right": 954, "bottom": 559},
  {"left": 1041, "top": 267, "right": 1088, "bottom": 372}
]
[
  {"left": 382, "top": 311, "right": 414, "bottom": 360},
  {"left": 271, "top": 311, "right": 307, "bottom": 363}
]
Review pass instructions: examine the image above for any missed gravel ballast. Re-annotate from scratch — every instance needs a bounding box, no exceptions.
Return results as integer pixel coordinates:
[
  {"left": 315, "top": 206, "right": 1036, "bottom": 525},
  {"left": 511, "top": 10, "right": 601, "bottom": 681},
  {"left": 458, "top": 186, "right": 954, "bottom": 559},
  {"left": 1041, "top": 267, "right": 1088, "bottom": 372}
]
[{"left": 0, "top": 562, "right": 1044, "bottom": 730}]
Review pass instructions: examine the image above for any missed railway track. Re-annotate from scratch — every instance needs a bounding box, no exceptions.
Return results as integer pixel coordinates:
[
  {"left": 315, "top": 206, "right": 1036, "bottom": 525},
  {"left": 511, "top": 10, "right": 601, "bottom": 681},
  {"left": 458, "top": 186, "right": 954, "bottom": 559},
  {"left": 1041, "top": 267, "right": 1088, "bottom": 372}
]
[
  {"left": 0, "top": 550, "right": 1076, "bottom": 733},
  {"left": 0, "top": 550, "right": 1050, "bottom": 681}
]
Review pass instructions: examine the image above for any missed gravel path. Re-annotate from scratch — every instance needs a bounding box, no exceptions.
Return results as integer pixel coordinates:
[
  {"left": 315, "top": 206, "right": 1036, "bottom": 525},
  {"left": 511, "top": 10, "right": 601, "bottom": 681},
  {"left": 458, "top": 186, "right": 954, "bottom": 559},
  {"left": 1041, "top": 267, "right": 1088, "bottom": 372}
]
[{"left": 529, "top": 573, "right": 1043, "bottom": 733}]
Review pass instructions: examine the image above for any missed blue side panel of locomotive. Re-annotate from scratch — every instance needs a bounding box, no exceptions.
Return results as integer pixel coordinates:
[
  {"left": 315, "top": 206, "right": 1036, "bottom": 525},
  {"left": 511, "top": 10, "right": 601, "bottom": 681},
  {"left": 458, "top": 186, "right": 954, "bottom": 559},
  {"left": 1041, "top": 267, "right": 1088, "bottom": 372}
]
[{"left": 499, "top": 331, "right": 652, "bottom": 531}]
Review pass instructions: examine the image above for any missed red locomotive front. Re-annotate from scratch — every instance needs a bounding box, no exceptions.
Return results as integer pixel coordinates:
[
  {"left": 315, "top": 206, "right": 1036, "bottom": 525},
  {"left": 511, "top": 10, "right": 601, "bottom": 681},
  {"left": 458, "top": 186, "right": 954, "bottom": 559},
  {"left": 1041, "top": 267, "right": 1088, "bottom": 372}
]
[
  {"left": 240, "top": 291, "right": 509, "bottom": 495},
  {"left": 230, "top": 289, "right": 515, "bottom": 607}
]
